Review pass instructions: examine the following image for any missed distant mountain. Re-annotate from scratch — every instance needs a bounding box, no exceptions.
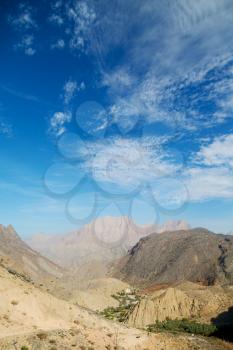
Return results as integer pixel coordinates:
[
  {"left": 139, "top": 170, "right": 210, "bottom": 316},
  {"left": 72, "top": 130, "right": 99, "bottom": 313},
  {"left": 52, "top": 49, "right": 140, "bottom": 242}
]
[
  {"left": 113, "top": 228, "right": 233, "bottom": 287},
  {"left": 27, "top": 217, "right": 189, "bottom": 267},
  {"left": 0, "top": 224, "right": 63, "bottom": 285}
]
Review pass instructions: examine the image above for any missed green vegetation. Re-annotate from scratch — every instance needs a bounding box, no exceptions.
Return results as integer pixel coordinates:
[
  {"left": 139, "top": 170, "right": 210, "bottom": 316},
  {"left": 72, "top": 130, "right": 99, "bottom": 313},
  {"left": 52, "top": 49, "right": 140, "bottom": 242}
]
[
  {"left": 147, "top": 318, "right": 217, "bottom": 337},
  {"left": 21, "top": 347, "right": 29, "bottom": 350},
  {"left": 100, "top": 289, "right": 141, "bottom": 323}
]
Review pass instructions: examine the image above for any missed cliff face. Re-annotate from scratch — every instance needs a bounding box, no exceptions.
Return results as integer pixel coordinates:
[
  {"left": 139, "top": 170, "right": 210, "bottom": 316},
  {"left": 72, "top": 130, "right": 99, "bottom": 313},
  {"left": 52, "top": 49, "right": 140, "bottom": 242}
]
[
  {"left": 113, "top": 228, "right": 233, "bottom": 287},
  {"left": 127, "top": 282, "right": 233, "bottom": 328}
]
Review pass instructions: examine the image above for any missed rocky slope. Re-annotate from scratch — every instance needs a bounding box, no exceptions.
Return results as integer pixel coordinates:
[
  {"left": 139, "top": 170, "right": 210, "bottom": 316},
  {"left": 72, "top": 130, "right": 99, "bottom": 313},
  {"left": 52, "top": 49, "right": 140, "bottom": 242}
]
[
  {"left": 0, "top": 224, "right": 64, "bottom": 288},
  {"left": 113, "top": 228, "right": 233, "bottom": 287},
  {"left": 27, "top": 216, "right": 189, "bottom": 267}
]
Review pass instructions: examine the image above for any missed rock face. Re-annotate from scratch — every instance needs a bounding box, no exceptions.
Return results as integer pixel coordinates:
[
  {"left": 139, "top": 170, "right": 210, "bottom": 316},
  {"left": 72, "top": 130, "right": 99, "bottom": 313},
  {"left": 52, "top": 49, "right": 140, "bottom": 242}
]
[
  {"left": 0, "top": 224, "right": 63, "bottom": 285},
  {"left": 27, "top": 216, "right": 189, "bottom": 267},
  {"left": 127, "top": 282, "right": 233, "bottom": 328},
  {"left": 113, "top": 228, "right": 233, "bottom": 287}
]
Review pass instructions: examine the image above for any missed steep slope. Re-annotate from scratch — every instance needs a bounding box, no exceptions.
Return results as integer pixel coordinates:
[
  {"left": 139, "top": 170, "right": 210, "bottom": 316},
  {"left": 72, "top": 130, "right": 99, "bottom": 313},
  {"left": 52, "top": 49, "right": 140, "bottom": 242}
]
[
  {"left": 128, "top": 282, "right": 233, "bottom": 328},
  {"left": 27, "top": 216, "right": 189, "bottom": 267},
  {"left": 0, "top": 224, "right": 64, "bottom": 287},
  {"left": 113, "top": 228, "right": 233, "bottom": 287}
]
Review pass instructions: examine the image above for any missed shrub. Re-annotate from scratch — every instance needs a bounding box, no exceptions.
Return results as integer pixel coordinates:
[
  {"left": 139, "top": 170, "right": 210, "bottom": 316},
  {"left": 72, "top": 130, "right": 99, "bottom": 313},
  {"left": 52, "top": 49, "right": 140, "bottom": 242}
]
[
  {"left": 147, "top": 319, "right": 217, "bottom": 336},
  {"left": 100, "top": 289, "right": 141, "bottom": 323},
  {"left": 37, "top": 332, "right": 47, "bottom": 340}
]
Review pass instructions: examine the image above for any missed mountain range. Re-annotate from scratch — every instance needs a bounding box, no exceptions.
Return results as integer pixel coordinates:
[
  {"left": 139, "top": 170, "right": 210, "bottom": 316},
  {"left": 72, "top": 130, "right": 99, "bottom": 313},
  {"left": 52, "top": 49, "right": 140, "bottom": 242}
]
[
  {"left": 1, "top": 220, "right": 233, "bottom": 349},
  {"left": 26, "top": 217, "right": 189, "bottom": 267}
]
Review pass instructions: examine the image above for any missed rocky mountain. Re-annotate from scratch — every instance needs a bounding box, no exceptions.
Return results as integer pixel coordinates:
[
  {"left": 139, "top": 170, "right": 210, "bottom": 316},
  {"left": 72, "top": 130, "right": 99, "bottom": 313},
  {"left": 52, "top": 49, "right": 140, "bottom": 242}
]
[
  {"left": 0, "top": 224, "right": 63, "bottom": 286},
  {"left": 27, "top": 216, "right": 189, "bottom": 267},
  {"left": 113, "top": 228, "right": 233, "bottom": 287}
]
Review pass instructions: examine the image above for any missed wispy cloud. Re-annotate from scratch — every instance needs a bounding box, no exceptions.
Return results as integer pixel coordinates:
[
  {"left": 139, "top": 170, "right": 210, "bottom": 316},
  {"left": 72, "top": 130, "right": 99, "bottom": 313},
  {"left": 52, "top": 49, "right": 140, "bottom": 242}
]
[
  {"left": 48, "top": 78, "right": 85, "bottom": 137},
  {"left": 85, "top": 0, "right": 233, "bottom": 134},
  {"left": 51, "top": 39, "right": 65, "bottom": 49},
  {"left": 8, "top": 3, "right": 38, "bottom": 55},
  {"left": 0, "top": 120, "right": 13, "bottom": 138},
  {"left": 14, "top": 34, "right": 36, "bottom": 56},
  {"left": 48, "top": 0, "right": 96, "bottom": 51},
  {"left": 183, "top": 133, "right": 233, "bottom": 201},
  {"left": 0, "top": 85, "right": 54, "bottom": 107},
  {"left": 195, "top": 134, "right": 233, "bottom": 167},
  {"left": 48, "top": 13, "right": 64, "bottom": 26},
  {"left": 62, "top": 79, "right": 85, "bottom": 105},
  {"left": 49, "top": 111, "right": 72, "bottom": 137},
  {"left": 57, "top": 131, "right": 233, "bottom": 203},
  {"left": 8, "top": 3, "right": 37, "bottom": 30}
]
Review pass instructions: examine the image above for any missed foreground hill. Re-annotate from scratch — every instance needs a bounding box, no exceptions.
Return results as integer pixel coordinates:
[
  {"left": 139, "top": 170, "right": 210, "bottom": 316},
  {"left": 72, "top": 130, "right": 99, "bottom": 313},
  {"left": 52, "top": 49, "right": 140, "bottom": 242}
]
[
  {"left": 27, "top": 216, "right": 189, "bottom": 267},
  {"left": 0, "top": 224, "right": 64, "bottom": 288},
  {"left": 113, "top": 228, "right": 233, "bottom": 287},
  {"left": 0, "top": 259, "right": 227, "bottom": 350}
]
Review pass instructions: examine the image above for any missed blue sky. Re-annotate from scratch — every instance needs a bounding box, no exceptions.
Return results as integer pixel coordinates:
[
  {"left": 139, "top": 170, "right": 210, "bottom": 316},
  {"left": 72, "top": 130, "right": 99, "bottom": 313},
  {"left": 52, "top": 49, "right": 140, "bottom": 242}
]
[{"left": 1, "top": 0, "right": 233, "bottom": 237}]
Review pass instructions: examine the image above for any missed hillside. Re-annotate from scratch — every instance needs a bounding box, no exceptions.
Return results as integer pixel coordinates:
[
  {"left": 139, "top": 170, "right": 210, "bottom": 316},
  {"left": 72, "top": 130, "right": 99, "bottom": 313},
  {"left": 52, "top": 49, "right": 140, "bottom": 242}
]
[
  {"left": 0, "top": 258, "right": 227, "bottom": 350},
  {"left": 0, "top": 224, "right": 64, "bottom": 288},
  {"left": 113, "top": 228, "right": 233, "bottom": 287}
]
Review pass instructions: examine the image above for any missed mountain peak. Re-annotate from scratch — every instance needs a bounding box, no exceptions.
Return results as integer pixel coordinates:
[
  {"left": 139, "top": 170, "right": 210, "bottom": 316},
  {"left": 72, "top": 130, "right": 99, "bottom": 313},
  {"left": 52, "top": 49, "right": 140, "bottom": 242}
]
[
  {"left": 6, "top": 224, "right": 16, "bottom": 234},
  {"left": 0, "top": 224, "right": 20, "bottom": 241}
]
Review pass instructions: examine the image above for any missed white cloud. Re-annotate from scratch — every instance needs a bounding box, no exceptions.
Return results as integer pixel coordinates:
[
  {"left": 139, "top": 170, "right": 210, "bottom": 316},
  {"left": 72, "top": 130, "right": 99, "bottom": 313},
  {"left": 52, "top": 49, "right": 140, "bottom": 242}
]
[
  {"left": 48, "top": 14, "right": 64, "bottom": 26},
  {"left": 9, "top": 3, "right": 37, "bottom": 30},
  {"left": 102, "top": 68, "right": 135, "bottom": 94},
  {"left": 9, "top": 4, "right": 37, "bottom": 55},
  {"left": 63, "top": 79, "right": 85, "bottom": 104},
  {"left": 183, "top": 133, "right": 233, "bottom": 201},
  {"left": 106, "top": 54, "right": 233, "bottom": 132},
  {"left": 48, "top": 0, "right": 96, "bottom": 51},
  {"left": 185, "top": 167, "right": 233, "bottom": 202},
  {"left": 72, "top": 133, "right": 233, "bottom": 202},
  {"left": 49, "top": 111, "right": 72, "bottom": 137},
  {"left": 63, "top": 80, "right": 78, "bottom": 104},
  {"left": 51, "top": 39, "right": 65, "bottom": 49},
  {"left": 15, "top": 34, "right": 36, "bottom": 55},
  {"left": 76, "top": 0, "right": 233, "bottom": 133},
  {"left": 73, "top": 136, "right": 179, "bottom": 188},
  {"left": 195, "top": 134, "right": 233, "bottom": 167},
  {"left": 67, "top": 1, "right": 96, "bottom": 50},
  {"left": 0, "top": 121, "right": 13, "bottom": 138}
]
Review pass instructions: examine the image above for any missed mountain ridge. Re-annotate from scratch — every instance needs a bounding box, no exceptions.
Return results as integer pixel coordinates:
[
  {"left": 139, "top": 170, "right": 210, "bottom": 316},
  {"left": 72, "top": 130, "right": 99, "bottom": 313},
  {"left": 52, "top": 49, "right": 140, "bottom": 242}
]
[
  {"left": 26, "top": 216, "right": 190, "bottom": 267},
  {"left": 0, "top": 224, "right": 64, "bottom": 287}
]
